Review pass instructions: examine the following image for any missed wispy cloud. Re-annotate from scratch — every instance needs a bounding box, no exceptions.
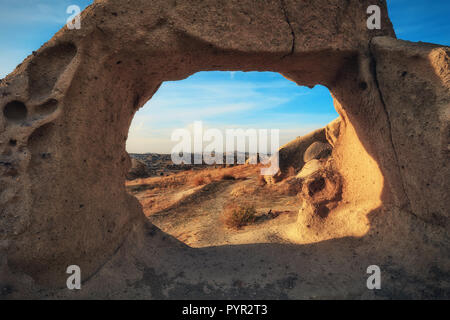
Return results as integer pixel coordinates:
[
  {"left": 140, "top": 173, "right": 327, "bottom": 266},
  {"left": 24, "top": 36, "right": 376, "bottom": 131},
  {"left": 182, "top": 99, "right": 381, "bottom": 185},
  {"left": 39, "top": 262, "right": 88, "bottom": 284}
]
[
  {"left": 132, "top": 79, "right": 306, "bottom": 127},
  {"left": 126, "top": 73, "right": 337, "bottom": 153}
]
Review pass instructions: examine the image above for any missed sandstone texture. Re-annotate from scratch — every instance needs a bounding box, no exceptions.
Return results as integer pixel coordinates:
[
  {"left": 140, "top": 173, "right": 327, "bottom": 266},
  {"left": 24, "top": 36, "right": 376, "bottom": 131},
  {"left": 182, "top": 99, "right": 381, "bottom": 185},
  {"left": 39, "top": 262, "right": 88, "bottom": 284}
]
[{"left": 0, "top": 0, "right": 449, "bottom": 299}]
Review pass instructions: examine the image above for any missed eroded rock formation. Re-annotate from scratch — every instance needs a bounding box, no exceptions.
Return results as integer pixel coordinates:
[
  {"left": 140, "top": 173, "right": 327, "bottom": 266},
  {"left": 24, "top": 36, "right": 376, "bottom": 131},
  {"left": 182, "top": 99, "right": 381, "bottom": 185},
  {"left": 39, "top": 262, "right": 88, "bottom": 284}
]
[
  {"left": 126, "top": 158, "right": 150, "bottom": 180},
  {"left": 0, "top": 0, "right": 448, "bottom": 299},
  {"left": 267, "top": 127, "right": 329, "bottom": 183}
]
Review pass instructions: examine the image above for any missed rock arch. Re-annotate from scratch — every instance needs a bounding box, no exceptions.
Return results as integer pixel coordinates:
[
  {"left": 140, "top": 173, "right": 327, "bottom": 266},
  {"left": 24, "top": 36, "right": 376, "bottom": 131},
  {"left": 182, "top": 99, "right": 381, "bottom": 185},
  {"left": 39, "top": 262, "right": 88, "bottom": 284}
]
[{"left": 0, "top": 0, "right": 448, "bottom": 298}]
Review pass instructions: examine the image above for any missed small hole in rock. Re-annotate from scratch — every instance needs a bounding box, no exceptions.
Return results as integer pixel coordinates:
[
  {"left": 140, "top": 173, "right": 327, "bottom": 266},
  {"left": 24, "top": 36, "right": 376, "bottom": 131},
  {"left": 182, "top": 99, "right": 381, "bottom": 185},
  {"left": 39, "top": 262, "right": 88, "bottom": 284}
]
[
  {"left": 3, "top": 101, "right": 27, "bottom": 122},
  {"left": 359, "top": 82, "right": 368, "bottom": 90},
  {"left": 308, "top": 177, "right": 326, "bottom": 196},
  {"left": 316, "top": 206, "right": 330, "bottom": 219},
  {"left": 9, "top": 139, "right": 17, "bottom": 146}
]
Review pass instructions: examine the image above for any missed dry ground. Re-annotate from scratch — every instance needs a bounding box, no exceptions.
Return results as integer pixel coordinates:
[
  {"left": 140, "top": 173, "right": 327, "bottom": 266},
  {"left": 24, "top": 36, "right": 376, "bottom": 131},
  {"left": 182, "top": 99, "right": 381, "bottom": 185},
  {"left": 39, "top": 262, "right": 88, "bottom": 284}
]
[{"left": 126, "top": 164, "right": 300, "bottom": 247}]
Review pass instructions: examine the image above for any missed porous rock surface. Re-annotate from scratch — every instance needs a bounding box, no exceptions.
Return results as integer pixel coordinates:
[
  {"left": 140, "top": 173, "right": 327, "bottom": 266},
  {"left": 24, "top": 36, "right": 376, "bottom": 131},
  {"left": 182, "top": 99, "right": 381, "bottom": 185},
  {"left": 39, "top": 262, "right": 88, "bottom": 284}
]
[{"left": 0, "top": 0, "right": 449, "bottom": 299}]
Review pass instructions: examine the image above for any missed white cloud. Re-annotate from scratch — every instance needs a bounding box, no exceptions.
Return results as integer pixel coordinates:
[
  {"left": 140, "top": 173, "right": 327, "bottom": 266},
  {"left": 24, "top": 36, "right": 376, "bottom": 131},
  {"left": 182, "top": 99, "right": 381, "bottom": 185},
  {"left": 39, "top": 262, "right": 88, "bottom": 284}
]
[{"left": 126, "top": 77, "right": 334, "bottom": 153}]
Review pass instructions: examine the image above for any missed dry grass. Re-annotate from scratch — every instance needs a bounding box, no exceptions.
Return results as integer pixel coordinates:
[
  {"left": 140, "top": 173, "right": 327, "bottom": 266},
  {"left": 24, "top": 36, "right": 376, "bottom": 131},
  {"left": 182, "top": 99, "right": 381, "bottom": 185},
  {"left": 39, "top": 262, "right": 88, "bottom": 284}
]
[
  {"left": 220, "top": 173, "right": 236, "bottom": 181},
  {"left": 125, "top": 165, "right": 263, "bottom": 215},
  {"left": 126, "top": 174, "right": 188, "bottom": 193},
  {"left": 222, "top": 202, "right": 257, "bottom": 229},
  {"left": 126, "top": 163, "right": 301, "bottom": 237},
  {"left": 126, "top": 162, "right": 283, "bottom": 194},
  {"left": 192, "top": 175, "right": 210, "bottom": 186},
  {"left": 126, "top": 166, "right": 244, "bottom": 191},
  {"left": 229, "top": 183, "right": 260, "bottom": 197},
  {"left": 268, "top": 178, "right": 303, "bottom": 196},
  {"left": 257, "top": 174, "right": 267, "bottom": 186}
]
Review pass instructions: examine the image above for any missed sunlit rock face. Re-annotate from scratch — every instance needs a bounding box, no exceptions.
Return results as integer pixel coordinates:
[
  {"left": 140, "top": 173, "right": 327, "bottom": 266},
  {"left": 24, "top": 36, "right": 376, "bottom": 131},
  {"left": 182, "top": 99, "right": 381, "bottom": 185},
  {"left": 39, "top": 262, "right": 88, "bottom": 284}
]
[{"left": 0, "top": 0, "right": 448, "bottom": 299}]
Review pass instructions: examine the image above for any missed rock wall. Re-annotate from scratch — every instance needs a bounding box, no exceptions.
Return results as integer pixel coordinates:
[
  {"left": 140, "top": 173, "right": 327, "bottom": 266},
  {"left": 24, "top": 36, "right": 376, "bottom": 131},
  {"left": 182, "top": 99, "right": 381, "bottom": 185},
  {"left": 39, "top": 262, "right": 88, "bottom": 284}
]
[{"left": 371, "top": 37, "right": 450, "bottom": 226}]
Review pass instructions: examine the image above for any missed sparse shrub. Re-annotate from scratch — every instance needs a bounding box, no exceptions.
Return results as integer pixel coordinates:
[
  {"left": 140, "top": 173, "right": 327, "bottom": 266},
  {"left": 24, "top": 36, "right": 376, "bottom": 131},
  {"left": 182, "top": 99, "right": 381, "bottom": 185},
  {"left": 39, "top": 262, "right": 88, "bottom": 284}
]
[
  {"left": 258, "top": 174, "right": 267, "bottom": 186},
  {"left": 127, "top": 184, "right": 154, "bottom": 193},
  {"left": 193, "top": 176, "right": 206, "bottom": 186},
  {"left": 221, "top": 173, "right": 236, "bottom": 181},
  {"left": 229, "top": 184, "right": 258, "bottom": 197},
  {"left": 222, "top": 203, "right": 257, "bottom": 229}
]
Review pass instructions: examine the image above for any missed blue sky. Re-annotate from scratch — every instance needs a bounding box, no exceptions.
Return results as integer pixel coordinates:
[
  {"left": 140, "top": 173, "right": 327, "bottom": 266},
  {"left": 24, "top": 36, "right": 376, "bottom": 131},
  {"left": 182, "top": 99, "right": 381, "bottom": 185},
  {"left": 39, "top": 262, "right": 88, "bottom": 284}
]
[{"left": 1, "top": 1, "right": 449, "bottom": 153}]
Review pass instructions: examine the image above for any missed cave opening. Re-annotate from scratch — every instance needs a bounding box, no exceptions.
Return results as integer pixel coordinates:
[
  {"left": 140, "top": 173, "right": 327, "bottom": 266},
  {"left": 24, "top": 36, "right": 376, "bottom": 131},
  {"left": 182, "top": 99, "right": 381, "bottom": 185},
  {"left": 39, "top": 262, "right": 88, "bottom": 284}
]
[{"left": 124, "top": 71, "right": 339, "bottom": 247}]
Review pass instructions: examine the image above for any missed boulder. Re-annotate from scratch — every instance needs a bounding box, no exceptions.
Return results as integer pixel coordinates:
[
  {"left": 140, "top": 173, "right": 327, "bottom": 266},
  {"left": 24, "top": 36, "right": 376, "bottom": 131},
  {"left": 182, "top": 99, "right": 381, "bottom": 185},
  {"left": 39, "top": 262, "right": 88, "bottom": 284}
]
[
  {"left": 303, "top": 142, "right": 332, "bottom": 162},
  {"left": 264, "top": 127, "right": 328, "bottom": 184},
  {"left": 296, "top": 159, "right": 323, "bottom": 179},
  {"left": 126, "top": 158, "right": 150, "bottom": 180}
]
